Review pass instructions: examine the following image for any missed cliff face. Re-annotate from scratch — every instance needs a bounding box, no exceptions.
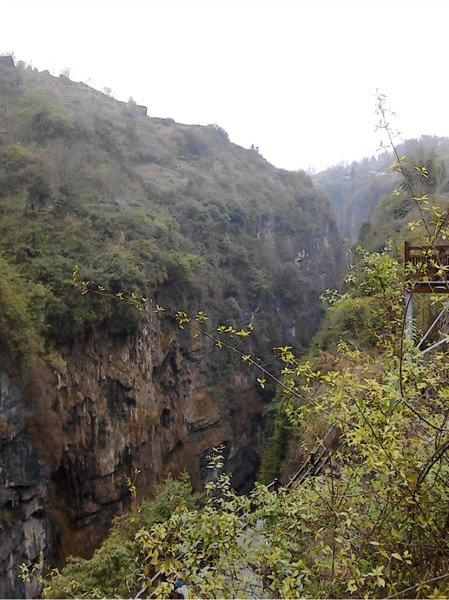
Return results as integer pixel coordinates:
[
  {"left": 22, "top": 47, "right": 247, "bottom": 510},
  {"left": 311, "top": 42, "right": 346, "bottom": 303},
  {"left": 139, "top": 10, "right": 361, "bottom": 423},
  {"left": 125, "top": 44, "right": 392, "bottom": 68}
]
[
  {"left": 50, "top": 311, "right": 263, "bottom": 556},
  {"left": 0, "top": 310, "right": 263, "bottom": 596},
  {"left": 0, "top": 369, "right": 51, "bottom": 599}
]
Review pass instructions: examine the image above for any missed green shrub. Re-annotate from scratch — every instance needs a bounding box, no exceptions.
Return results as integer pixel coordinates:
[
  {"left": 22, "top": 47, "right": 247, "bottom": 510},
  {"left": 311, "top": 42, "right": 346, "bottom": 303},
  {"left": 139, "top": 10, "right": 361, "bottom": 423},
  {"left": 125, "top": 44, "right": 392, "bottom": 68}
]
[
  {"left": 0, "top": 143, "right": 37, "bottom": 194},
  {"left": 43, "top": 475, "right": 199, "bottom": 599},
  {"left": 0, "top": 256, "right": 43, "bottom": 363}
]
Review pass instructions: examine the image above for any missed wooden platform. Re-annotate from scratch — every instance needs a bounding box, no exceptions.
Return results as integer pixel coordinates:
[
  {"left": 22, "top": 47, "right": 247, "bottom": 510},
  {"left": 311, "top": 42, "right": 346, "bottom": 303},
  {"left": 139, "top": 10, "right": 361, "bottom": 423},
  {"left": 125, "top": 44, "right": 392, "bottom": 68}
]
[{"left": 405, "top": 242, "right": 449, "bottom": 293}]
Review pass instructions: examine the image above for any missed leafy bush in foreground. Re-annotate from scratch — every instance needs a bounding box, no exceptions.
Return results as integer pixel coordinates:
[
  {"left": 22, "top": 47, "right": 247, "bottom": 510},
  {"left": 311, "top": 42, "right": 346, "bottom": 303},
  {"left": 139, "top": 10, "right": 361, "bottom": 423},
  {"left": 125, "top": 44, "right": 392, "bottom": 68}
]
[{"left": 43, "top": 244, "right": 449, "bottom": 598}]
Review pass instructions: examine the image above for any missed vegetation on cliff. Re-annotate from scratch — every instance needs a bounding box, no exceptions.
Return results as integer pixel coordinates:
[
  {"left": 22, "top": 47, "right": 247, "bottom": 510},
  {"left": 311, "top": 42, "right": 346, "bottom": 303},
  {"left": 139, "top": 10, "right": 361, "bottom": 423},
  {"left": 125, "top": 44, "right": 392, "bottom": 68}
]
[{"left": 0, "top": 61, "right": 344, "bottom": 368}]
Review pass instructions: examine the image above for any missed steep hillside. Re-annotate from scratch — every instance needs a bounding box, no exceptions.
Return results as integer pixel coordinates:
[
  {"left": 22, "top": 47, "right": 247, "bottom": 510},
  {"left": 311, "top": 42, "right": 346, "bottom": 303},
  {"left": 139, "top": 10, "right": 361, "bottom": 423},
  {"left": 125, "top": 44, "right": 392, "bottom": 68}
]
[
  {"left": 314, "top": 156, "right": 398, "bottom": 241},
  {"left": 0, "top": 63, "right": 344, "bottom": 356},
  {"left": 0, "top": 61, "right": 345, "bottom": 596},
  {"left": 315, "top": 136, "right": 449, "bottom": 243}
]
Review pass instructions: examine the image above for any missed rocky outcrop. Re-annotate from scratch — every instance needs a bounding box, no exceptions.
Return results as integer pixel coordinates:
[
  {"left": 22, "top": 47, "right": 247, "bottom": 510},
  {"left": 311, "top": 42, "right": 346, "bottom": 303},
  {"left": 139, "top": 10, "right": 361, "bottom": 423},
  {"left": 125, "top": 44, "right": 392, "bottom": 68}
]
[{"left": 0, "top": 309, "right": 264, "bottom": 596}]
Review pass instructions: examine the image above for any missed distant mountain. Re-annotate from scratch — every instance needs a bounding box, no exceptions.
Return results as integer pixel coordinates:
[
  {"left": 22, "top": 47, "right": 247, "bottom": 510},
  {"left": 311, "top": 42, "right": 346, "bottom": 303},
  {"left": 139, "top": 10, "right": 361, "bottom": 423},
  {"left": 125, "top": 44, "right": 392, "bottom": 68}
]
[{"left": 314, "top": 135, "right": 449, "bottom": 245}]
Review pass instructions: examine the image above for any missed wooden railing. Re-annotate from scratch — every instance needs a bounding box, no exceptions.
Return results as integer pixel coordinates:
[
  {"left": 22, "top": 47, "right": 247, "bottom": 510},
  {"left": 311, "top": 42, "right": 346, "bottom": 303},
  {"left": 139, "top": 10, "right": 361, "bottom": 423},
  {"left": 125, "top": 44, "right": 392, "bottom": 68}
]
[{"left": 405, "top": 242, "right": 449, "bottom": 293}]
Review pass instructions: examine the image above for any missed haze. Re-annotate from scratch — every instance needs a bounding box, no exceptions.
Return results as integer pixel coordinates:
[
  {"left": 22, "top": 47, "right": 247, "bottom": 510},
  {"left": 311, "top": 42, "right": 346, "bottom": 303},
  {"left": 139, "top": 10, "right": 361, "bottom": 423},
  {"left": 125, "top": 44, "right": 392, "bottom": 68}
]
[{"left": 2, "top": 0, "right": 449, "bottom": 172}]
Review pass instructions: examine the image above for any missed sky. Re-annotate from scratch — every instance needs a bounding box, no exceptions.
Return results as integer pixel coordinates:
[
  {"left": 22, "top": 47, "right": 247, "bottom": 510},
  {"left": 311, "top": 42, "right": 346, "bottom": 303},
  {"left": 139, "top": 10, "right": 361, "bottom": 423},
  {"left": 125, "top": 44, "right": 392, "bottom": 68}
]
[{"left": 2, "top": 0, "right": 449, "bottom": 173}]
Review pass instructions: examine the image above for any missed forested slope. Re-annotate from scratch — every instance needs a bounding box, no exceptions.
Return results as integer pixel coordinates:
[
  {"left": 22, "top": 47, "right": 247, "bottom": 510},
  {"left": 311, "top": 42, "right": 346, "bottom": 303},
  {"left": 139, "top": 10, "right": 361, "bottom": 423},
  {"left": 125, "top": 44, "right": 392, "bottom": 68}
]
[{"left": 0, "top": 62, "right": 344, "bottom": 360}]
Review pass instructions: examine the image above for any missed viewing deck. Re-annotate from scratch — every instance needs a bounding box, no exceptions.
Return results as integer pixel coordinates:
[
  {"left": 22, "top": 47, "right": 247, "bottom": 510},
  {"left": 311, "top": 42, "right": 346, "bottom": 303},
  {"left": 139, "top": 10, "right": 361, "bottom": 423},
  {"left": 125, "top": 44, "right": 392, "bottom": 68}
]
[{"left": 405, "top": 242, "right": 449, "bottom": 293}]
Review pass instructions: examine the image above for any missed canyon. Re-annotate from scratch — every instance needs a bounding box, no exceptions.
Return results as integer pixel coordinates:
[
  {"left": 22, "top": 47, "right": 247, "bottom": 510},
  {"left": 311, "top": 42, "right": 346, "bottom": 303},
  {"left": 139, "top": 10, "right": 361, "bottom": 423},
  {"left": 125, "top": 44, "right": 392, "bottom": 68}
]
[{"left": 0, "top": 62, "right": 345, "bottom": 597}]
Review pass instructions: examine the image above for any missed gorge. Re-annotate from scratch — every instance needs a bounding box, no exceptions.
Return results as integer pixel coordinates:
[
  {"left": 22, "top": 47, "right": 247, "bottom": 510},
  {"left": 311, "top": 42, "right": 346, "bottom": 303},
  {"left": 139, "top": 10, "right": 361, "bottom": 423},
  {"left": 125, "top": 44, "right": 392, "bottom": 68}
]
[{"left": 0, "top": 61, "right": 345, "bottom": 597}]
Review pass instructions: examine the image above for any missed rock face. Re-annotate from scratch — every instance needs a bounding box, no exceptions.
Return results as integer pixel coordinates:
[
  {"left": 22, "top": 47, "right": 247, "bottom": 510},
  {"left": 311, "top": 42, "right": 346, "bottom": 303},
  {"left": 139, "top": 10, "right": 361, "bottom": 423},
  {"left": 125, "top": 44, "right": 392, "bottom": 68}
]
[
  {"left": 0, "top": 369, "right": 51, "bottom": 599},
  {"left": 0, "top": 309, "right": 264, "bottom": 596}
]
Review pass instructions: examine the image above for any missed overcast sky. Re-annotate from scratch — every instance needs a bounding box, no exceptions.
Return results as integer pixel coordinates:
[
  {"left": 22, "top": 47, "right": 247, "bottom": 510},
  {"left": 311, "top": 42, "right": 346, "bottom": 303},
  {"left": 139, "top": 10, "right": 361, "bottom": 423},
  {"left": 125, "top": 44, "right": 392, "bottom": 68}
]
[{"left": 2, "top": 0, "right": 449, "bottom": 172}]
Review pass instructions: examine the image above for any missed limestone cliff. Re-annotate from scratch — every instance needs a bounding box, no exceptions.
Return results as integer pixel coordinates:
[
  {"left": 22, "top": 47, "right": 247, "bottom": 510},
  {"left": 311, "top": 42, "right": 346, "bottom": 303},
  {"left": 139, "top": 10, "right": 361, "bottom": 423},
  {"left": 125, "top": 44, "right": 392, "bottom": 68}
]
[
  {"left": 0, "top": 309, "right": 263, "bottom": 596},
  {"left": 0, "top": 369, "right": 51, "bottom": 598}
]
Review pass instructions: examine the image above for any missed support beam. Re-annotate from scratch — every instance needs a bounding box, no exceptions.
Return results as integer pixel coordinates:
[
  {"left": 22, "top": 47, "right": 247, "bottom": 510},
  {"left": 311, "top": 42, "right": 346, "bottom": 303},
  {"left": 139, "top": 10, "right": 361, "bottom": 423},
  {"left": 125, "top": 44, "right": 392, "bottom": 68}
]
[
  {"left": 417, "top": 300, "right": 449, "bottom": 350},
  {"left": 405, "top": 291, "right": 414, "bottom": 341}
]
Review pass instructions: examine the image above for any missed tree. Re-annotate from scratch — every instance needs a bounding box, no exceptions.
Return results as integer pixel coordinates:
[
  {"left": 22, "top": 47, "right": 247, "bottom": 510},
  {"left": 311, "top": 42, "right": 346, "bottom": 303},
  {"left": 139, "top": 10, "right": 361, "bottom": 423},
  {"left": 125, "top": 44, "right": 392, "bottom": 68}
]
[{"left": 26, "top": 174, "right": 52, "bottom": 212}]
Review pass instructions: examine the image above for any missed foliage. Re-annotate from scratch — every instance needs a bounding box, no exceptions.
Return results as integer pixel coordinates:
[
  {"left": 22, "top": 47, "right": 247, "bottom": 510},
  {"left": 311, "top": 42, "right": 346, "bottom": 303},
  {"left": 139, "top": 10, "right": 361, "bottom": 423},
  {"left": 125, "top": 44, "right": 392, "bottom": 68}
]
[
  {"left": 0, "top": 143, "right": 37, "bottom": 194},
  {"left": 0, "top": 255, "right": 44, "bottom": 364},
  {"left": 258, "top": 388, "right": 292, "bottom": 483},
  {"left": 313, "top": 245, "right": 404, "bottom": 351},
  {"left": 42, "top": 302, "right": 449, "bottom": 597},
  {"left": 0, "top": 63, "right": 344, "bottom": 358},
  {"left": 26, "top": 173, "right": 52, "bottom": 212},
  {"left": 42, "top": 475, "right": 199, "bottom": 599}
]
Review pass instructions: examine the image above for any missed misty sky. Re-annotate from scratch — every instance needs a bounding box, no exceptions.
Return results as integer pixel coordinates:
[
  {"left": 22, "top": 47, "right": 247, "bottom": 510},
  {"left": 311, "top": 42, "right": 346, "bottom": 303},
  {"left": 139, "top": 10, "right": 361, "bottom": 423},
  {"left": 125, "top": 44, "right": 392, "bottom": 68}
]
[{"left": 2, "top": 0, "right": 449, "bottom": 172}]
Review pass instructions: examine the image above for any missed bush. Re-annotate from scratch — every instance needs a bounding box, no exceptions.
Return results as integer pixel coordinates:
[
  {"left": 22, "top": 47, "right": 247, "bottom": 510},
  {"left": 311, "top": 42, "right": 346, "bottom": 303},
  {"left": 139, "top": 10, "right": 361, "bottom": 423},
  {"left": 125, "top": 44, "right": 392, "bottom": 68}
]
[
  {"left": 43, "top": 475, "right": 199, "bottom": 599},
  {"left": 0, "top": 256, "right": 43, "bottom": 364},
  {"left": 0, "top": 144, "right": 36, "bottom": 194},
  {"left": 26, "top": 174, "right": 52, "bottom": 212}
]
